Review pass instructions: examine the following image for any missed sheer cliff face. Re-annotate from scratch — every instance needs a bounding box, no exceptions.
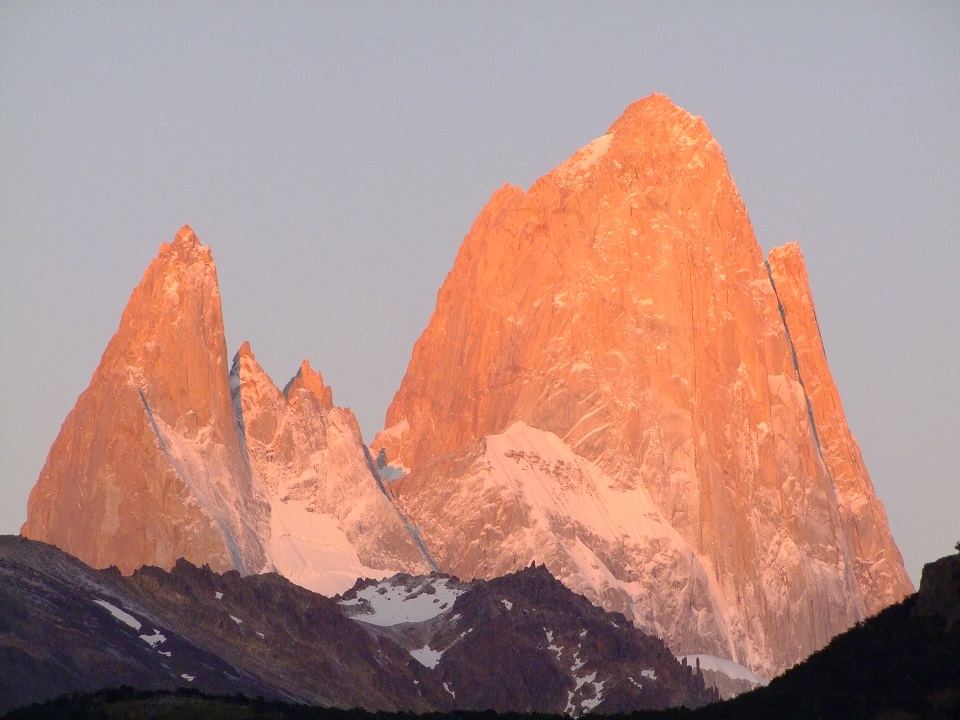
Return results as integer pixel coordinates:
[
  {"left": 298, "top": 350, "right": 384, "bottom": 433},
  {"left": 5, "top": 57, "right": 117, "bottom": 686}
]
[
  {"left": 22, "top": 226, "right": 268, "bottom": 574},
  {"left": 22, "top": 228, "right": 431, "bottom": 590},
  {"left": 379, "top": 94, "right": 913, "bottom": 676},
  {"left": 766, "top": 243, "right": 912, "bottom": 616}
]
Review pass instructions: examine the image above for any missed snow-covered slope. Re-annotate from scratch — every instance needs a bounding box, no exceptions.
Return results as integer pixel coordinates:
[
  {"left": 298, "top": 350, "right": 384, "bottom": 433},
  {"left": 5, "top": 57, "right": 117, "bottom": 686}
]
[
  {"left": 231, "top": 344, "right": 433, "bottom": 595},
  {"left": 678, "top": 654, "right": 767, "bottom": 698},
  {"left": 393, "top": 422, "right": 735, "bottom": 661},
  {"left": 336, "top": 565, "right": 718, "bottom": 715}
]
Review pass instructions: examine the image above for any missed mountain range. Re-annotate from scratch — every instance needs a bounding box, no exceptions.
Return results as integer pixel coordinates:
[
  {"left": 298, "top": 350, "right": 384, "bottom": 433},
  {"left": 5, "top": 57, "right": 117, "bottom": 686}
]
[{"left": 20, "top": 94, "right": 911, "bottom": 688}]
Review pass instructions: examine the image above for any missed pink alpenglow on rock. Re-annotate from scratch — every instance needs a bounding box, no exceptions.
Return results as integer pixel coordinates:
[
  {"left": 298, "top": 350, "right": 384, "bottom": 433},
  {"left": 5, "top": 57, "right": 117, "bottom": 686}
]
[
  {"left": 23, "top": 226, "right": 268, "bottom": 574},
  {"left": 23, "top": 227, "right": 433, "bottom": 592},
  {"left": 375, "top": 94, "right": 913, "bottom": 677}
]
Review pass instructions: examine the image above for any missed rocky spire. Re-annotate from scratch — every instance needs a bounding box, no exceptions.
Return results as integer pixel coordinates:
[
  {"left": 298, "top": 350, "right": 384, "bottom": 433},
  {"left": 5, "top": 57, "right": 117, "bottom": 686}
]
[{"left": 23, "top": 227, "right": 268, "bottom": 575}]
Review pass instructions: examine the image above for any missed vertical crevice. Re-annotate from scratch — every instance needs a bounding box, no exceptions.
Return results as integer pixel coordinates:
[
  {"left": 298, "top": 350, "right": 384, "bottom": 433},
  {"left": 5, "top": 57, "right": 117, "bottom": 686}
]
[
  {"left": 764, "top": 261, "right": 861, "bottom": 621},
  {"left": 362, "top": 444, "right": 439, "bottom": 573}
]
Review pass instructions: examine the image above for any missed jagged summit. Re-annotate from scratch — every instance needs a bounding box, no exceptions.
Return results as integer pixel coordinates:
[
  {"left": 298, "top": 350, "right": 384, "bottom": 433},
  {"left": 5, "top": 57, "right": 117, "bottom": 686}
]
[
  {"left": 606, "top": 93, "right": 709, "bottom": 138},
  {"left": 24, "top": 228, "right": 431, "bottom": 593},
  {"left": 283, "top": 358, "right": 333, "bottom": 408}
]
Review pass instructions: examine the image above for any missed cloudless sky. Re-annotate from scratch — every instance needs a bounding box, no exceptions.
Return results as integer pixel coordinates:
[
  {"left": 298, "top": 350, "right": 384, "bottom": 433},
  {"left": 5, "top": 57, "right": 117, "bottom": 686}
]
[{"left": 1, "top": 2, "right": 958, "bottom": 587}]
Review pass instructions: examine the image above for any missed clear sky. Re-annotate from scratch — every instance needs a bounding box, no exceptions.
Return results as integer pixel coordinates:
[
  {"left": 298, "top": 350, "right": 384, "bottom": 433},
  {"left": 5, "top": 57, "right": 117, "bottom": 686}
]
[{"left": 1, "top": 2, "right": 957, "bottom": 587}]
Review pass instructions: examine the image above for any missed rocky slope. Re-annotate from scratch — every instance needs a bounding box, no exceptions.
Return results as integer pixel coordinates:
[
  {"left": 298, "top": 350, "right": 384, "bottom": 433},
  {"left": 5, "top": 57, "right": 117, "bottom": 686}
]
[
  {"left": 0, "top": 535, "right": 716, "bottom": 715},
  {"left": 21, "top": 227, "right": 431, "bottom": 589},
  {"left": 376, "top": 94, "right": 912, "bottom": 676}
]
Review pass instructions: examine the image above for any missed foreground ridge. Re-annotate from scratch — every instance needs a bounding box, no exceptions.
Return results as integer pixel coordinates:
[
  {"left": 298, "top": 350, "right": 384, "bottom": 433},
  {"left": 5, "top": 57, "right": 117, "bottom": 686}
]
[{"left": 0, "top": 535, "right": 716, "bottom": 714}]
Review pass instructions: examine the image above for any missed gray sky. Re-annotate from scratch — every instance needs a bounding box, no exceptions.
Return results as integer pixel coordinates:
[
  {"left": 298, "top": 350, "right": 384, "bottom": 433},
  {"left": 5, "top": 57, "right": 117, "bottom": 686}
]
[{"left": 1, "top": 2, "right": 957, "bottom": 587}]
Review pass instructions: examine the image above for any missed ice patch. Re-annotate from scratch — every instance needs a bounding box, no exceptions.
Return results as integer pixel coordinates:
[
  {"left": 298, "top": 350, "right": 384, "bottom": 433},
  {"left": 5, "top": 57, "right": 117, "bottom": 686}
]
[{"left": 93, "top": 600, "right": 142, "bottom": 631}]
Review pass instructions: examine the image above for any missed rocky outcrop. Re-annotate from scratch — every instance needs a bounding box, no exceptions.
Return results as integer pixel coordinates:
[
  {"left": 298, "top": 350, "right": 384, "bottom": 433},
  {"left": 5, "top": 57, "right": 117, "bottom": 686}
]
[
  {"left": 377, "top": 94, "right": 913, "bottom": 676},
  {"left": 22, "top": 226, "right": 268, "bottom": 575},
  {"left": 915, "top": 552, "right": 960, "bottom": 629},
  {"left": 340, "top": 563, "right": 717, "bottom": 715}
]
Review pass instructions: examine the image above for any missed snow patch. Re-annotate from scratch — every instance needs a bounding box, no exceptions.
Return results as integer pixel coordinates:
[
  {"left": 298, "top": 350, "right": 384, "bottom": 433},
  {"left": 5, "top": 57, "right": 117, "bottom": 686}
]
[
  {"left": 679, "top": 655, "right": 768, "bottom": 686},
  {"left": 341, "top": 576, "right": 465, "bottom": 626},
  {"left": 215, "top": 591, "right": 223, "bottom": 600},
  {"left": 181, "top": 674, "right": 195, "bottom": 682},
  {"left": 410, "top": 645, "right": 444, "bottom": 669},
  {"left": 139, "top": 629, "right": 166, "bottom": 647},
  {"left": 501, "top": 599, "right": 513, "bottom": 610},
  {"left": 93, "top": 600, "right": 142, "bottom": 631},
  {"left": 230, "top": 615, "right": 242, "bottom": 625},
  {"left": 558, "top": 133, "right": 614, "bottom": 181}
]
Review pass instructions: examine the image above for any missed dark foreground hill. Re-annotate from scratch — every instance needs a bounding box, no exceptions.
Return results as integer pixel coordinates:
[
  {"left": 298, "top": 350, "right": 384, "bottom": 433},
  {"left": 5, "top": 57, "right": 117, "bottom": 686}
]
[
  {"left": 0, "top": 535, "right": 713, "bottom": 715},
  {"left": 5, "top": 553, "right": 958, "bottom": 720}
]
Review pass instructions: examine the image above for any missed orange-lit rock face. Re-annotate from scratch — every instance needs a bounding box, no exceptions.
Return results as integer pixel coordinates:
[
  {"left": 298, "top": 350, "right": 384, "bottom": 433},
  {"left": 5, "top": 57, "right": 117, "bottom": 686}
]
[
  {"left": 22, "top": 226, "right": 268, "bottom": 575},
  {"left": 22, "top": 228, "right": 432, "bottom": 593},
  {"left": 379, "top": 95, "right": 913, "bottom": 676},
  {"left": 766, "top": 243, "right": 912, "bottom": 616}
]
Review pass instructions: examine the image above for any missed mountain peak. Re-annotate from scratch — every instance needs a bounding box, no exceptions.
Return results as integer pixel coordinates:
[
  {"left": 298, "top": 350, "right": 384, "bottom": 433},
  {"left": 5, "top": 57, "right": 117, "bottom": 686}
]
[
  {"left": 174, "top": 224, "right": 198, "bottom": 244},
  {"left": 235, "top": 340, "right": 255, "bottom": 362},
  {"left": 604, "top": 93, "right": 714, "bottom": 156},
  {"left": 283, "top": 359, "right": 333, "bottom": 409},
  {"left": 381, "top": 95, "right": 912, "bottom": 676},
  {"left": 157, "top": 224, "right": 211, "bottom": 265},
  {"left": 22, "top": 226, "right": 267, "bottom": 576}
]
